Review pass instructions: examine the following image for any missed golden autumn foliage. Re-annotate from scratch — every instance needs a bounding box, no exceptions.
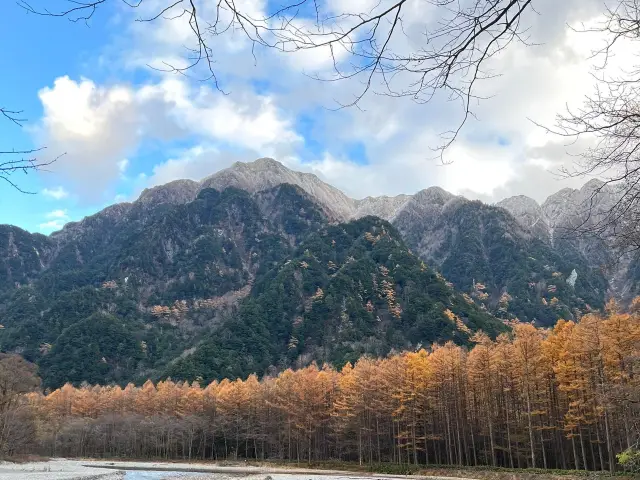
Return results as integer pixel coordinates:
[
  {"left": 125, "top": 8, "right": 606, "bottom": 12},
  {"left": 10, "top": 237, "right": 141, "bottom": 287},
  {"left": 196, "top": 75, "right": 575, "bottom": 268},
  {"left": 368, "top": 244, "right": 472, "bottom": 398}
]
[{"left": 22, "top": 305, "right": 639, "bottom": 470}]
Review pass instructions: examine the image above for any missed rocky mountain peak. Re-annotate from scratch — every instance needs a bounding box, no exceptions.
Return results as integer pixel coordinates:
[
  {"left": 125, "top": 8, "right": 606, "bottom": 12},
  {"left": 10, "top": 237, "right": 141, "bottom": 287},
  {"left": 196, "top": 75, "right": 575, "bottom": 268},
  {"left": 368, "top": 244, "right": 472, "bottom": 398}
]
[
  {"left": 541, "top": 188, "right": 579, "bottom": 228},
  {"left": 226, "top": 157, "right": 288, "bottom": 174},
  {"left": 541, "top": 180, "right": 617, "bottom": 230},
  {"left": 581, "top": 178, "right": 607, "bottom": 192},
  {"left": 137, "top": 179, "right": 200, "bottom": 207},
  {"left": 413, "top": 186, "right": 456, "bottom": 205},
  {"left": 497, "top": 195, "right": 549, "bottom": 240},
  {"left": 497, "top": 195, "right": 540, "bottom": 211},
  {"left": 201, "top": 158, "right": 356, "bottom": 220},
  {"left": 353, "top": 194, "right": 412, "bottom": 221}
]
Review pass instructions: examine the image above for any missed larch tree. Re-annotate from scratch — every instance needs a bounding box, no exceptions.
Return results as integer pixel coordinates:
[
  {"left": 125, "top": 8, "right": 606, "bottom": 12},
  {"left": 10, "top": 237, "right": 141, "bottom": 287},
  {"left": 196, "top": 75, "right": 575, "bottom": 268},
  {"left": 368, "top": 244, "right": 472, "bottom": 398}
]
[{"left": 10, "top": 300, "right": 638, "bottom": 470}]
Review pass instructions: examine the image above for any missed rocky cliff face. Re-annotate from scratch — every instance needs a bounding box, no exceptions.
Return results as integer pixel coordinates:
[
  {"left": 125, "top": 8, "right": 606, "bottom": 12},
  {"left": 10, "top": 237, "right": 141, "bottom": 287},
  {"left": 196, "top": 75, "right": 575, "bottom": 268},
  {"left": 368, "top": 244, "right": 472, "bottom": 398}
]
[
  {"left": 202, "top": 158, "right": 356, "bottom": 220},
  {"left": 353, "top": 194, "right": 412, "bottom": 221},
  {"left": 499, "top": 179, "right": 637, "bottom": 302},
  {"left": 130, "top": 158, "right": 429, "bottom": 223},
  {"left": 497, "top": 195, "right": 550, "bottom": 241}
]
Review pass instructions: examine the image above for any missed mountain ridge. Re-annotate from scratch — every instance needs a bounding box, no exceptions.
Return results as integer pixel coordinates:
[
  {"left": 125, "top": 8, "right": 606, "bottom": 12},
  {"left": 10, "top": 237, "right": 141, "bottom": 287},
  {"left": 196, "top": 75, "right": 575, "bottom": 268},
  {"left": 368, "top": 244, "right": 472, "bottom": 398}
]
[
  {"left": 44, "top": 158, "right": 619, "bottom": 243},
  {"left": 5, "top": 158, "right": 633, "bottom": 318},
  {"left": 1, "top": 157, "right": 635, "bottom": 388},
  {"left": 0, "top": 183, "right": 505, "bottom": 388}
]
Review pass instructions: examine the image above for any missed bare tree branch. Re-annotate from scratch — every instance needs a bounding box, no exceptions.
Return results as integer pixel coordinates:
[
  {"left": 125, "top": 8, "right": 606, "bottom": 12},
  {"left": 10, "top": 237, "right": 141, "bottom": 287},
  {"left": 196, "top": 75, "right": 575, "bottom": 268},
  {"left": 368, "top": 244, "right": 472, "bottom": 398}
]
[
  {"left": 0, "top": 148, "right": 64, "bottom": 194},
  {"left": 0, "top": 108, "right": 27, "bottom": 127},
  {"left": 534, "top": 0, "right": 640, "bottom": 253},
  {"left": 0, "top": 101, "right": 61, "bottom": 192},
  {"left": 20, "top": 0, "right": 537, "bottom": 158}
]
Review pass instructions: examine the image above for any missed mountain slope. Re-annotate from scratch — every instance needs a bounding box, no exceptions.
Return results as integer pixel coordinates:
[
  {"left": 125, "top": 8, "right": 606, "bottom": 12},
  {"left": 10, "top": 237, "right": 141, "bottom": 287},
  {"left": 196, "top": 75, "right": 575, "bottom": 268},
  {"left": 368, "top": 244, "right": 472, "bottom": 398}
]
[
  {"left": 500, "top": 180, "right": 639, "bottom": 302},
  {"left": 166, "top": 216, "right": 506, "bottom": 383},
  {"left": 394, "top": 191, "right": 607, "bottom": 325},
  {"left": 0, "top": 184, "right": 330, "bottom": 387},
  {"left": 0, "top": 226, "right": 54, "bottom": 296},
  {"left": 148, "top": 159, "right": 613, "bottom": 323},
  {"left": 0, "top": 184, "right": 503, "bottom": 389}
]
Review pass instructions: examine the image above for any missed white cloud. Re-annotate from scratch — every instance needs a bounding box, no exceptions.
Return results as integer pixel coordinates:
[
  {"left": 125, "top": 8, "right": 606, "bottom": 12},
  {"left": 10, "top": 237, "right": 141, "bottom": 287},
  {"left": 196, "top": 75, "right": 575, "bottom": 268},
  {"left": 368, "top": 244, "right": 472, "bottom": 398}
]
[
  {"left": 33, "top": 0, "right": 636, "bottom": 209},
  {"left": 118, "top": 159, "right": 129, "bottom": 174},
  {"left": 35, "top": 76, "right": 299, "bottom": 201},
  {"left": 42, "top": 186, "right": 69, "bottom": 200},
  {"left": 39, "top": 220, "right": 66, "bottom": 232},
  {"left": 46, "top": 209, "right": 68, "bottom": 219},
  {"left": 35, "top": 77, "right": 144, "bottom": 200},
  {"left": 139, "top": 80, "right": 302, "bottom": 153},
  {"left": 144, "top": 146, "right": 229, "bottom": 188},
  {"left": 40, "top": 209, "right": 70, "bottom": 232}
]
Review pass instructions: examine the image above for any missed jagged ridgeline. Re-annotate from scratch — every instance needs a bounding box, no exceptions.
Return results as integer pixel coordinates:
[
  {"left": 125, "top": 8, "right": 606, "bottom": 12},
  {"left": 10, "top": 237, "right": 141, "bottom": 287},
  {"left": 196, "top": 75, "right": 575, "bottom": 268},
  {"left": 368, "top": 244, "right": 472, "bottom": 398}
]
[
  {"left": 394, "top": 195, "right": 608, "bottom": 326},
  {"left": 0, "top": 184, "right": 502, "bottom": 388}
]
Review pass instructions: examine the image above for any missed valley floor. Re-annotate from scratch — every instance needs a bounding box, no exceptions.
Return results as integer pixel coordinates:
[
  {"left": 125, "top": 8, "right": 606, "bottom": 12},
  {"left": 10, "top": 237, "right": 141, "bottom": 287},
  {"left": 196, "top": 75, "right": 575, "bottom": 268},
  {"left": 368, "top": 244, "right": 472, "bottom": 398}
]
[
  {"left": 0, "top": 460, "right": 633, "bottom": 480},
  {"left": 0, "top": 459, "right": 476, "bottom": 480}
]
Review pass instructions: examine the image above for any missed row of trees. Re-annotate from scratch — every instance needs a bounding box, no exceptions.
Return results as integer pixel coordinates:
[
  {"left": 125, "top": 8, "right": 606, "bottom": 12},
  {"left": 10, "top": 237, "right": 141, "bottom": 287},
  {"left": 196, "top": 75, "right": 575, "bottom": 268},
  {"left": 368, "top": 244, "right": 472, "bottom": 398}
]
[{"left": 22, "top": 301, "right": 639, "bottom": 472}]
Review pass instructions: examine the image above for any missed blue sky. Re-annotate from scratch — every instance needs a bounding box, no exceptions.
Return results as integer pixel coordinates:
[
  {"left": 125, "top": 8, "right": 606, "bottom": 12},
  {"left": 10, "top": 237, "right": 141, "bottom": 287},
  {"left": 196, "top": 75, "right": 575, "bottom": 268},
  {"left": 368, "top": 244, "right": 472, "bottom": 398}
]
[
  {"left": 0, "top": 3, "right": 107, "bottom": 228},
  {"left": 0, "top": 0, "right": 609, "bottom": 233}
]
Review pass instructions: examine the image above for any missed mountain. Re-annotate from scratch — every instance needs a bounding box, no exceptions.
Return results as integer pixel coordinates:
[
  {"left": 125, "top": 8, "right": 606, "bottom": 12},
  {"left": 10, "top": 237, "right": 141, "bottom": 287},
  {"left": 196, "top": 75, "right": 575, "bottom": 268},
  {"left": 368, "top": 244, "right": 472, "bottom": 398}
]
[
  {"left": 1, "top": 184, "right": 329, "bottom": 386},
  {"left": 0, "top": 182, "right": 502, "bottom": 388},
  {"left": 2, "top": 158, "right": 636, "bottom": 387},
  {"left": 136, "top": 158, "right": 417, "bottom": 221},
  {"left": 499, "top": 180, "right": 639, "bottom": 302},
  {"left": 389, "top": 190, "right": 606, "bottom": 325},
  {"left": 194, "top": 161, "right": 617, "bottom": 321},
  {"left": 496, "top": 195, "right": 550, "bottom": 240},
  {"left": 134, "top": 158, "right": 354, "bottom": 221}
]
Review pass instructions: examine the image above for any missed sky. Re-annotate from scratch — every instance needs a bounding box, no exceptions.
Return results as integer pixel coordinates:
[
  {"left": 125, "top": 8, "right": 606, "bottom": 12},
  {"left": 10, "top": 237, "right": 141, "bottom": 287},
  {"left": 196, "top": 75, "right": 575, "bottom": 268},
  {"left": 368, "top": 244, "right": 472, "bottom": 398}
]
[{"left": 0, "top": 0, "right": 627, "bottom": 233}]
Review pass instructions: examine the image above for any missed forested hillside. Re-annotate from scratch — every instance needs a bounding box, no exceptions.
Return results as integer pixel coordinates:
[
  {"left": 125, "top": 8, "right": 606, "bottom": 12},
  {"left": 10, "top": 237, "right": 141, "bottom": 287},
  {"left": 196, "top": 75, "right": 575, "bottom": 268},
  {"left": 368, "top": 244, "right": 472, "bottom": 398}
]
[
  {"left": 166, "top": 216, "right": 506, "bottom": 383},
  {"left": 393, "top": 191, "right": 608, "bottom": 326},
  {"left": 0, "top": 185, "right": 330, "bottom": 387},
  {"left": 0, "top": 185, "right": 503, "bottom": 388}
]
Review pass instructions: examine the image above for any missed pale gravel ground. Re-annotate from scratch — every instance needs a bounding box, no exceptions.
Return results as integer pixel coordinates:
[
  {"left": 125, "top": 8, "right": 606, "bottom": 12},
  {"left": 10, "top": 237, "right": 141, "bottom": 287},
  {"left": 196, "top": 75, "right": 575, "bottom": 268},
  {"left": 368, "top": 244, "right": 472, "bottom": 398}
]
[
  {"left": 0, "top": 460, "right": 475, "bottom": 480},
  {"left": 82, "top": 462, "right": 469, "bottom": 479},
  {"left": 0, "top": 459, "right": 124, "bottom": 480}
]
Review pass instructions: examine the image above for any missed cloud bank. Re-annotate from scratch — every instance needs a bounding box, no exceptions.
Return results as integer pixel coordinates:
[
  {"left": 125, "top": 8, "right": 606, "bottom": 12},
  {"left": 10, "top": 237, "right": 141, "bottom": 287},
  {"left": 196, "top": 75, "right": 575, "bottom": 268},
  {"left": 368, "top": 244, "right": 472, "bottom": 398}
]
[{"left": 31, "top": 0, "right": 632, "bottom": 209}]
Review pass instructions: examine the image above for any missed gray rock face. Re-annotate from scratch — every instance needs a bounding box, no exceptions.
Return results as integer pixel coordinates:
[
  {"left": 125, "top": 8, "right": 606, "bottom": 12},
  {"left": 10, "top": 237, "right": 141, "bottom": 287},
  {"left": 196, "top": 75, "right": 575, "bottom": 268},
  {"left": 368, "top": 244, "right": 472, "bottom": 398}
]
[
  {"left": 497, "top": 195, "right": 550, "bottom": 241},
  {"left": 391, "top": 187, "right": 461, "bottom": 259},
  {"left": 138, "top": 179, "right": 200, "bottom": 207},
  {"left": 201, "top": 158, "right": 357, "bottom": 220},
  {"left": 129, "top": 159, "right": 447, "bottom": 223},
  {"left": 497, "top": 181, "right": 618, "bottom": 249},
  {"left": 496, "top": 180, "right": 637, "bottom": 301},
  {"left": 354, "top": 194, "right": 412, "bottom": 221}
]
